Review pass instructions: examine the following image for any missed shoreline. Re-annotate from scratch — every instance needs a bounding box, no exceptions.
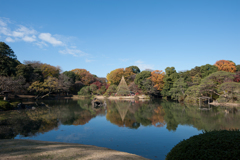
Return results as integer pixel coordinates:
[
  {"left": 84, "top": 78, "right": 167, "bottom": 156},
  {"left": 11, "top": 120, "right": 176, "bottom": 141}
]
[
  {"left": 0, "top": 139, "right": 149, "bottom": 160},
  {"left": 209, "top": 102, "right": 240, "bottom": 107}
]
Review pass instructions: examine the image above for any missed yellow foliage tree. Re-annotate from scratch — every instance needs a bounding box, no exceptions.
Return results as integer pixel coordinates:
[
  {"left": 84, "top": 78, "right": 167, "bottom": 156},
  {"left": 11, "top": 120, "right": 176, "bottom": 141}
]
[
  {"left": 149, "top": 70, "right": 165, "bottom": 91},
  {"left": 214, "top": 60, "right": 236, "bottom": 73},
  {"left": 71, "top": 68, "right": 95, "bottom": 85}
]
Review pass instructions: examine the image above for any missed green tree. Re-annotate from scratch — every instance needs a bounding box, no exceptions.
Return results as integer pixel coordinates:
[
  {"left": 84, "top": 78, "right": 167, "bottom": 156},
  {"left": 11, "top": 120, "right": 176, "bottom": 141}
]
[
  {"left": 199, "top": 71, "right": 235, "bottom": 98},
  {"left": 90, "top": 84, "right": 98, "bottom": 94},
  {"left": 134, "top": 71, "right": 151, "bottom": 89},
  {"left": 0, "top": 42, "right": 20, "bottom": 76},
  {"left": 126, "top": 66, "right": 140, "bottom": 74},
  {"left": 161, "top": 67, "right": 179, "bottom": 97},
  {"left": 217, "top": 82, "right": 240, "bottom": 103},
  {"left": 104, "top": 85, "right": 117, "bottom": 96},
  {"left": 200, "top": 64, "right": 218, "bottom": 78},
  {"left": 169, "top": 78, "right": 187, "bottom": 101},
  {"left": 78, "top": 86, "right": 91, "bottom": 95},
  {"left": 63, "top": 71, "right": 76, "bottom": 83},
  {"left": 184, "top": 85, "right": 200, "bottom": 103}
]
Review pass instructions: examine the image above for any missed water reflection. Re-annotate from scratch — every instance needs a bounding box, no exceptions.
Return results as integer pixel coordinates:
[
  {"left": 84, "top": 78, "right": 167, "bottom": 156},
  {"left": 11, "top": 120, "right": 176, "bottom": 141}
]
[{"left": 0, "top": 99, "right": 240, "bottom": 139}]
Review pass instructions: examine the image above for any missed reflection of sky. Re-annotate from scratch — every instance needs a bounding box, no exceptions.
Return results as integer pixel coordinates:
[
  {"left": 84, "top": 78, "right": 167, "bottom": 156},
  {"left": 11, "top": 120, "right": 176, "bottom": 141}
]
[{"left": 16, "top": 114, "right": 202, "bottom": 160}]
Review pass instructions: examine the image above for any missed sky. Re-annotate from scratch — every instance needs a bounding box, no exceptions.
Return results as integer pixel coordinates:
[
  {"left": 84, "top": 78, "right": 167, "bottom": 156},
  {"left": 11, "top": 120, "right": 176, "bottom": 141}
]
[{"left": 0, "top": 0, "right": 239, "bottom": 77}]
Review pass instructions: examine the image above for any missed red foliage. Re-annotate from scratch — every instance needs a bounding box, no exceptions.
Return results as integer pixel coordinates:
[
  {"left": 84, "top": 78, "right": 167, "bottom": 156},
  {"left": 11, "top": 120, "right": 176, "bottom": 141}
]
[
  {"left": 234, "top": 71, "right": 240, "bottom": 82},
  {"left": 91, "top": 81, "right": 102, "bottom": 89}
]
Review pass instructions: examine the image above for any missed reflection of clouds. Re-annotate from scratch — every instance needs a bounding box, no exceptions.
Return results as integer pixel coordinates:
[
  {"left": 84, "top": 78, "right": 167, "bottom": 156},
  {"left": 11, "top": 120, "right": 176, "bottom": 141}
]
[{"left": 56, "top": 133, "right": 86, "bottom": 142}]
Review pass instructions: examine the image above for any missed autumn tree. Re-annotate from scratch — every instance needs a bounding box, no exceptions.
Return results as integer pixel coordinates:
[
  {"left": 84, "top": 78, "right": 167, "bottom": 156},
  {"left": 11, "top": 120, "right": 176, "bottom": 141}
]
[
  {"left": 107, "top": 68, "right": 125, "bottom": 85},
  {"left": 214, "top": 60, "right": 236, "bottom": 73},
  {"left": 233, "top": 71, "right": 240, "bottom": 82},
  {"left": 149, "top": 70, "right": 165, "bottom": 91},
  {"left": 71, "top": 69, "right": 96, "bottom": 86},
  {"left": 40, "top": 63, "right": 61, "bottom": 79},
  {"left": 0, "top": 76, "right": 28, "bottom": 94}
]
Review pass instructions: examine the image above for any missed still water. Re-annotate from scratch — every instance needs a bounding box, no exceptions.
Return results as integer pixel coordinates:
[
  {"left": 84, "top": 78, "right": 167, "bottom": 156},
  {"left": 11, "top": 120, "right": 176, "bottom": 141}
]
[{"left": 1, "top": 99, "right": 240, "bottom": 159}]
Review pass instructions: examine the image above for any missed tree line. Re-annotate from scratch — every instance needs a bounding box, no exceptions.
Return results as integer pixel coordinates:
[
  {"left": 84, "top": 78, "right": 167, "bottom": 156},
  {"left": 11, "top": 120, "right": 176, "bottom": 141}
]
[{"left": 1, "top": 41, "right": 240, "bottom": 103}]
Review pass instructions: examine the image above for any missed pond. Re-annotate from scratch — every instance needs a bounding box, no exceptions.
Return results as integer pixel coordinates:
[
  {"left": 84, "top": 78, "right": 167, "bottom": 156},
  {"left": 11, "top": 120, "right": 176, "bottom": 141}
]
[{"left": 1, "top": 99, "right": 240, "bottom": 159}]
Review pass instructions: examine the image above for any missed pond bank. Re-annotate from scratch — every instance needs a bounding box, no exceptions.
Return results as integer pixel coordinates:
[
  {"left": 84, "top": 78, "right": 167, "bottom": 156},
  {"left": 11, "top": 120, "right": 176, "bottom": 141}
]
[
  {"left": 209, "top": 102, "right": 240, "bottom": 107},
  {"left": 0, "top": 139, "right": 149, "bottom": 160}
]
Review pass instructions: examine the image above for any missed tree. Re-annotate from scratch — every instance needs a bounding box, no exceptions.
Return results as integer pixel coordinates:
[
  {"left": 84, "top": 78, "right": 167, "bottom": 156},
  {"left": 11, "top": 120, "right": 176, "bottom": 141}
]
[
  {"left": 192, "top": 74, "right": 201, "bottom": 86},
  {"left": 28, "top": 76, "right": 58, "bottom": 99},
  {"left": 16, "top": 64, "right": 43, "bottom": 83},
  {"left": 134, "top": 71, "right": 151, "bottom": 89},
  {"left": 214, "top": 60, "right": 236, "bottom": 73},
  {"left": 0, "top": 42, "right": 20, "bottom": 76},
  {"left": 184, "top": 85, "right": 200, "bottom": 103},
  {"left": 71, "top": 69, "right": 95, "bottom": 86},
  {"left": 104, "top": 85, "right": 117, "bottom": 96},
  {"left": 0, "top": 76, "right": 28, "bottom": 94},
  {"left": 90, "top": 84, "right": 98, "bottom": 94},
  {"left": 149, "top": 70, "right": 165, "bottom": 91},
  {"left": 217, "top": 82, "right": 240, "bottom": 103},
  {"left": 233, "top": 71, "right": 240, "bottom": 82},
  {"left": 58, "top": 74, "right": 74, "bottom": 94},
  {"left": 141, "top": 79, "right": 158, "bottom": 95},
  {"left": 161, "top": 67, "right": 179, "bottom": 97},
  {"left": 200, "top": 64, "right": 218, "bottom": 78},
  {"left": 126, "top": 66, "right": 140, "bottom": 74},
  {"left": 236, "top": 65, "right": 240, "bottom": 72},
  {"left": 63, "top": 71, "right": 76, "bottom": 83},
  {"left": 107, "top": 68, "right": 125, "bottom": 85},
  {"left": 199, "top": 71, "right": 235, "bottom": 98},
  {"left": 40, "top": 63, "right": 61, "bottom": 79},
  {"left": 78, "top": 86, "right": 91, "bottom": 95},
  {"left": 169, "top": 78, "right": 187, "bottom": 101}
]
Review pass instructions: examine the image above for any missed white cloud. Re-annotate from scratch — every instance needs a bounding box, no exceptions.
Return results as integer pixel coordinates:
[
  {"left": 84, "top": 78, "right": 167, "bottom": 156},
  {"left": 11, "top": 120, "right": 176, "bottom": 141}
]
[
  {"left": 5, "top": 37, "right": 15, "bottom": 42},
  {"left": 0, "top": 19, "right": 7, "bottom": 26},
  {"left": 119, "top": 58, "right": 129, "bottom": 62},
  {"left": 39, "top": 33, "right": 63, "bottom": 46},
  {"left": 135, "top": 60, "right": 154, "bottom": 71},
  {"left": 35, "top": 41, "right": 48, "bottom": 48},
  {"left": 0, "top": 27, "right": 12, "bottom": 36},
  {"left": 59, "top": 48, "right": 88, "bottom": 57},
  {"left": 22, "top": 35, "right": 36, "bottom": 42},
  {"left": 85, "top": 58, "right": 95, "bottom": 63}
]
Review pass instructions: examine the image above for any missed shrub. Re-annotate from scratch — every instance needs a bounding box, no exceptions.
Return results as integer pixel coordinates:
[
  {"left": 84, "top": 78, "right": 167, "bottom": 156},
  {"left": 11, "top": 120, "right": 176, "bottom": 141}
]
[
  {"left": 166, "top": 130, "right": 240, "bottom": 160},
  {"left": 0, "top": 100, "right": 14, "bottom": 111}
]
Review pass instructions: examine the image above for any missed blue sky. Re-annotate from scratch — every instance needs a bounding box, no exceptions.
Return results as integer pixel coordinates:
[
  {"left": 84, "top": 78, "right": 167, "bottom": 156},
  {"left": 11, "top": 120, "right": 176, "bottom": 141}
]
[{"left": 0, "top": 0, "right": 239, "bottom": 77}]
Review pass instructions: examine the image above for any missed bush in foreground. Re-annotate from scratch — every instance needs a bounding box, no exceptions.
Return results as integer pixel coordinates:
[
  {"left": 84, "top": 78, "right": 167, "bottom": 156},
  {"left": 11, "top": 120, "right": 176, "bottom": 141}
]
[{"left": 166, "top": 130, "right": 240, "bottom": 160}]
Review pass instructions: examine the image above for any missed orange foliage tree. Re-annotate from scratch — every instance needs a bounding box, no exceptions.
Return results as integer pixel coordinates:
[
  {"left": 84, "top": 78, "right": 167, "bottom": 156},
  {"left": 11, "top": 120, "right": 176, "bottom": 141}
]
[
  {"left": 107, "top": 68, "right": 135, "bottom": 85},
  {"left": 71, "top": 69, "right": 95, "bottom": 85},
  {"left": 148, "top": 70, "right": 165, "bottom": 91},
  {"left": 214, "top": 60, "right": 236, "bottom": 73}
]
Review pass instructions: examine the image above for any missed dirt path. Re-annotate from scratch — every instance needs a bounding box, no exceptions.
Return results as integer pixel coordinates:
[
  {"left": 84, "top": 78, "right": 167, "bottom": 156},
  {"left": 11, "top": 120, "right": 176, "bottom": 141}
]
[{"left": 0, "top": 139, "right": 149, "bottom": 160}]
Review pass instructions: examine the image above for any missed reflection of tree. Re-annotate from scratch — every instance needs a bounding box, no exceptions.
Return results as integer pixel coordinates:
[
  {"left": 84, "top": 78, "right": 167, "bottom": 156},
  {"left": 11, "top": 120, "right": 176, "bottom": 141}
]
[
  {"left": 161, "top": 101, "right": 240, "bottom": 131},
  {"left": 0, "top": 99, "right": 106, "bottom": 139},
  {"left": 151, "top": 107, "right": 166, "bottom": 127},
  {"left": 106, "top": 101, "right": 140, "bottom": 129}
]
